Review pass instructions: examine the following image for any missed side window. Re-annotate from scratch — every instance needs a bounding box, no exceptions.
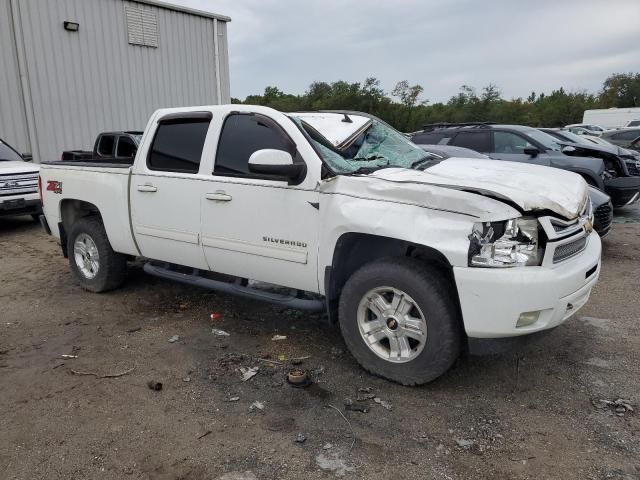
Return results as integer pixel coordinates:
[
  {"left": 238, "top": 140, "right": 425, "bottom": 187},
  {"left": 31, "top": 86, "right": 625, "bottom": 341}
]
[
  {"left": 411, "top": 132, "right": 444, "bottom": 144},
  {"left": 116, "top": 136, "right": 137, "bottom": 157},
  {"left": 97, "top": 135, "right": 115, "bottom": 157},
  {"left": 613, "top": 130, "right": 640, "bottom": 141},
  {"left": 451, "top": 131, "right": 491, "bottom": 152},
  {"left": 214, "top": 113, "right": 292, "bottom": 175},
  {"left": 148, "top": 118, "right": 210, "bottom": 173},
  {"left": 494, "top": 131, "right": 533, "bottom": 154}
]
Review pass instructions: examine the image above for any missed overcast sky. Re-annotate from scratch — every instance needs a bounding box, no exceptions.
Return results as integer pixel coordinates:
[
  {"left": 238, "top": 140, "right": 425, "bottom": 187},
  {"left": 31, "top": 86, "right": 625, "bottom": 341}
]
[{"left": 169, "top": 0, "right": 640, "bottom": 103}]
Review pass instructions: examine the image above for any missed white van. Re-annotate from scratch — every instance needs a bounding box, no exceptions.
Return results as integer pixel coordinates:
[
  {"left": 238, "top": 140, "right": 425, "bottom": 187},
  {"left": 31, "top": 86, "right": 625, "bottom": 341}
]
[{"left": 583, "top": 107, "right": 640, "bottom": 129}]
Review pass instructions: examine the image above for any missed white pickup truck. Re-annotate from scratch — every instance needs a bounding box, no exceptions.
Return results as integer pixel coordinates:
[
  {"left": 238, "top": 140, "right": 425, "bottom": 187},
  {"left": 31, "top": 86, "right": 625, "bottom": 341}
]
[
  {"left": 1, "top": 137, "right": 40, "bottom": 219},
  {"left": 39, "top": 105, "right": 601, "bottom": 385}
]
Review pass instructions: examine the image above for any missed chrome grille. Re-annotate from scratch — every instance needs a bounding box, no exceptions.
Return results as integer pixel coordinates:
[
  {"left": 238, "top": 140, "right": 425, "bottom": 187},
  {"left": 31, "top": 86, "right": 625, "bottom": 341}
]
[
  {"left": 594, "top": 203, "right": 612, "bottom": 232},
  {"left": 553, "top": 236, "right": 588, "bottom": 263},
  {"left": 0, "top": 173, "right": 39, "bottom": 197}
]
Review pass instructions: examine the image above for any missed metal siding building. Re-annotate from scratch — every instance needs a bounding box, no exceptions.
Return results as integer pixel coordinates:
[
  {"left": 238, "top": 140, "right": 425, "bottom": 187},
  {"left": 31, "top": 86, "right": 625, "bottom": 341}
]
[{"left": 0, "top": 0, "right": 230, "bottom": 162}]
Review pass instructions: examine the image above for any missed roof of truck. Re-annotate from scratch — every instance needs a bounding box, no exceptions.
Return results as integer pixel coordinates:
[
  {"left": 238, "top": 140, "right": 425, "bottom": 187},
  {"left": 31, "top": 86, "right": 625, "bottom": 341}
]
[{"left": 290, "top": 112, "right": 371, "bottom": 148}]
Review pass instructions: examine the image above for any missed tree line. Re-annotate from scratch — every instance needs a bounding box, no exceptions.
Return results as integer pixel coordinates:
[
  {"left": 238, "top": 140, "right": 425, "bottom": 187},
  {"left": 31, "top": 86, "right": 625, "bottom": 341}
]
[{"left": 232, "top": 72, "right": 640, "bottom": 132}]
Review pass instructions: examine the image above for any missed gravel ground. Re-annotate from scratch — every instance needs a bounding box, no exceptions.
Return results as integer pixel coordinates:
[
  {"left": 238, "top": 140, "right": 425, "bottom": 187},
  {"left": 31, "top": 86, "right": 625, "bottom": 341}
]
[{"left": 1, "top": 205, "right": 639, "bottom": 480}]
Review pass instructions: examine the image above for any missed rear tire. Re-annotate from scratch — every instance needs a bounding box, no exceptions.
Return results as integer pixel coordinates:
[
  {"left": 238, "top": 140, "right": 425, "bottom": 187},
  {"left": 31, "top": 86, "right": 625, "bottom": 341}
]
[
  {"left": 67, "top": 216, "right": 127, "bottom": 292},
  {"left": 338, "top": 257, "right": 461, "bottom": 385}
]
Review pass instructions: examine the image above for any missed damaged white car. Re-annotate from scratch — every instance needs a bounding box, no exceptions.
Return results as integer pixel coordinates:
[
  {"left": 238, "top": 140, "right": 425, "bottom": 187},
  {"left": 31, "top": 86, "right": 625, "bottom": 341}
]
[{"left": 39, "top": 106, "right": 601, "bottom": 385}]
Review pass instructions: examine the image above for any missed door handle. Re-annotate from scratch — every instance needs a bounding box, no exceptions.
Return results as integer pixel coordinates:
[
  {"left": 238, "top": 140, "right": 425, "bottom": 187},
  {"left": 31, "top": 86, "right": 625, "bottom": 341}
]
[
  {"left": 137, "top": 184, "right": 157, "bottom": 193},
  {"left": 206, "top": 192, "right": 232, "bottom": 202}
]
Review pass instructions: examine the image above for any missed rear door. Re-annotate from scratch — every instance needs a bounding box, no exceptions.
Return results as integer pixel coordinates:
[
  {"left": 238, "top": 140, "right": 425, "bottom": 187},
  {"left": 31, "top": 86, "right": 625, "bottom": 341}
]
[
  {"left": 449, "top": 130, "right": 491, "bottom": 154},
  {"left": 130, "top": 112, "right": 212, "bottom": 269}
]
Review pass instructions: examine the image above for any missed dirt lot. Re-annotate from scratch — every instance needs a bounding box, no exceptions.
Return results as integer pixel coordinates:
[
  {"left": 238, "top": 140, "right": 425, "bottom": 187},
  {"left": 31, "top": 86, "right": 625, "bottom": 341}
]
[{"left": 1, "top": 209, "right": 639, "bottom": 480}]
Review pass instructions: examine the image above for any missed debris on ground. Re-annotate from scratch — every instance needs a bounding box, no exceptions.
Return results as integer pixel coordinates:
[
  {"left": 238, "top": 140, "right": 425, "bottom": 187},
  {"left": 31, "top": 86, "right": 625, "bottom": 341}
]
[
  {"left": 374, "top": 397, "right": 393, "bottom": 411},
  {"left": 239, "top": 366, "right": 259, "bottom": 382},
  {"left": 344, "top": 398, "right": 369, "bottom": 413},
  {"left": 71, "top": 367, "right": 135, "bottom": 379},
  {"left": 323, "top": 442, "right": 333, "bottom": 450},
  {"left": 218, "top": 353, "right": 246, "bottom": 368},
  {"left": 212, "top": 329, "right": 230, "bottom": 337},
  {"left": 60, "top": 354, "right": 78, "bottom": 359},
  {"left": 147, "top": 380, "right": 163, "bottom": 391},
  {"left": 592, "top": 398, "right": 634, "bottom": 416},
  {"left": 197, "top": 430, "right": 212, "bottom": 440},
  {"left": 455, "top": 438, "right": 484, "bottom": 455},
  {"left": 249, "top": 401, "right": 265, "bottom": 412},
  {"left": 315, "top": 452, "right": 355, "bottom": 476},
  {"left": 271, "top": 335, "right": 287, "bottom": 341},
  {"left": 127, "top": 327, "right": 142, "bottom": 333},
  {"left": 210, "top": 313, "right": 222, "bottom": 320},
  {"left": 294, "top": 433, "right": 307, "bottom": 444},
  {"left": 168, "top": 335, "right": 180, "bottom": 343},
  {"left": 356, "top": 387, "right": 376, "bottom": 402},
  {"left": 286, "top": 368, "right": 311, "bottom": 388},
  {"left": 225, "top": 396, "right": 240, "bottom": 402},
  {"left": 182, "top": 376, "right": 191, "bottom": 382}
]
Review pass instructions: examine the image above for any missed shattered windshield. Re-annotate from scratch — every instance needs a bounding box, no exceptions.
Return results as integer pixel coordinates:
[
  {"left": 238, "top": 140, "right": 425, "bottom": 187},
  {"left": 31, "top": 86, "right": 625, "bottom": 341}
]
[{"left": 292, "top": 117, "right": 431, "bottom": 174}]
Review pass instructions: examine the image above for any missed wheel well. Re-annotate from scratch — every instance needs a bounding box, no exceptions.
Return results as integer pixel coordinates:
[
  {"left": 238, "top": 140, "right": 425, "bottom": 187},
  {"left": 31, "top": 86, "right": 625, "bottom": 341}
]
[
  {"left": 324, "top": 233, "right": 460, "bottom": 324},
  {"left": 59, "top": 199, "right": 102, "bottom": 257}
]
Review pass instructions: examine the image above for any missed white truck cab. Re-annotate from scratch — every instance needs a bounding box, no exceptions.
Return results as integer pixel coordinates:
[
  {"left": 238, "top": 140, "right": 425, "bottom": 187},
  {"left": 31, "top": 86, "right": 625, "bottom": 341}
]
[{"left": 39, "top": 105, "right": 601, "bottom": 385}]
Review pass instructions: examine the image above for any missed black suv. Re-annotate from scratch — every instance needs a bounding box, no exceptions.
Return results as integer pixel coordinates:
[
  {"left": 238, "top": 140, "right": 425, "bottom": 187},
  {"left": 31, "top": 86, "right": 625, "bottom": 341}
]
[{"left": 411, "top": 123, "right": 640, "bottom": 208}]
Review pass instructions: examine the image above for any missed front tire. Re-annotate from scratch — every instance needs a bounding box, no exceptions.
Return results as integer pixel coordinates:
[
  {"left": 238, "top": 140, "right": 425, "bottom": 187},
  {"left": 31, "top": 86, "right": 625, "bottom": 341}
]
[
  {"left": 67, "top": 217, "right": 127, "bottom": 292},
  {"left": 338, "top": 257, "right": 461, "bottom": 385}
]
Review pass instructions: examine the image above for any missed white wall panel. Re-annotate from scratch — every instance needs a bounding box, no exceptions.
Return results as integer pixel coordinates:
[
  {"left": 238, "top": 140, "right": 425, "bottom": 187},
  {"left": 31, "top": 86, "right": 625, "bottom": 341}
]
[{"left": 5, "top": 0, "right": 230, "bottom": 162}]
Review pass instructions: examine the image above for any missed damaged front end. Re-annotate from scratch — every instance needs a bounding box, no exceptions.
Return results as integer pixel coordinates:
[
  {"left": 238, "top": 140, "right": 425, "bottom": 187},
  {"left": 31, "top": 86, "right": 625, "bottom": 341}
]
[{"left": 468, "top": 217, "right": 541, "bottom": 267}]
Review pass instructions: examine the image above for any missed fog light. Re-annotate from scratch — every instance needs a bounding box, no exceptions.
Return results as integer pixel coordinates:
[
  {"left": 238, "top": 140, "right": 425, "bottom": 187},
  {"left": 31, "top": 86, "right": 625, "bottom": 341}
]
[{"left": 516, "top": 311, "right": 540, "bottom": 328}]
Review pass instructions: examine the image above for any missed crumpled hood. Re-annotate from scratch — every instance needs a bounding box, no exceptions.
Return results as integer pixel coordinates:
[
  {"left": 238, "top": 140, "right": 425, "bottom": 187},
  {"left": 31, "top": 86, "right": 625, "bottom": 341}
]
[
  {"left": 370, "top": 158, "right": 588, "bottom": 220},
  {"left": 0, "top": 161, "right": 39, "bottom": 175}
]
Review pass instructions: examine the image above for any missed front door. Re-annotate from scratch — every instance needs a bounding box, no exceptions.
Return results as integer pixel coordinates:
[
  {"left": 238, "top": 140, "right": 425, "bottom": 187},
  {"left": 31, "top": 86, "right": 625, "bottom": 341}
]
[
  {"left": 200, "top": 112, "right": 320, "bottom": 293},
  {"left": 130, "top": 115, "right": 212, "bottom": 269},
  {"left": 490, "top": 131, "right": 550, "bottom": 166}
]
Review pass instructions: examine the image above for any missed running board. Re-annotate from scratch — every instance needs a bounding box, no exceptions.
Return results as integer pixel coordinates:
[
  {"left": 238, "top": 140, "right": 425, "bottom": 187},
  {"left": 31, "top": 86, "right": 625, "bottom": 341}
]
[{"left": 143, "top": 262, "right": 325, "bottom": 312}]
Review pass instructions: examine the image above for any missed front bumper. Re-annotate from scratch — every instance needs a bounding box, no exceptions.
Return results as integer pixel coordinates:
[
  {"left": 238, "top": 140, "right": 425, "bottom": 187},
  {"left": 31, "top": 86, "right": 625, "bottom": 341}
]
[
  {"left": 604, "top": 177, "right": 640, "bottom": 208},
  {"left": 0, "top": 196, "right": 41, "bottom": 217},
  {"left": 454, "top": 232, "right": 601, "bottom": 338}
]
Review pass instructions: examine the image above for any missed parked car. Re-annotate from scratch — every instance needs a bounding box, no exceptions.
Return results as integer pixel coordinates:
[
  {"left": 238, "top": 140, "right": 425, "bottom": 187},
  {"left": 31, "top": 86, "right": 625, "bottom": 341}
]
[
  {"left": 411, "top": 123, "right": 640, "bottom": 208},
  {"left": 540, "top": 128, "right": 640, "bottom": 177},
  {"left": 61, "top": 131, "right": 142, "bottom": 162},
  {"left": 565, "top": 124, "right": 608, "bottom": 136},
  {"left": 417, "top": 144, "right": 489, "bottom": 159},
  {"left": 0, "top": 137, "right": 40, "bottom": 220},
  {"left": 39, "top": 106, "right": 602, "bottom": 385},
  {"left": 600, "top": 128, "right": 640, "bottom": 152},
  {"left": 624, "top": 120, "right": 640, "bottom": 128}
]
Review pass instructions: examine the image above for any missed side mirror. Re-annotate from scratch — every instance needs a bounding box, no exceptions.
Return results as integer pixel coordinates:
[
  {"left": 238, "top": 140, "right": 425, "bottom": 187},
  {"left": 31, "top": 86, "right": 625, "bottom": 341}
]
[
  {"left": 22, "top": 152, "right": 33, "bottom": 162},
  {"left": 523, "top": 147, "right": 539, "bottom": 158},
  {"left": 248, "top": 149, "right": 305, "bottom": 181}
]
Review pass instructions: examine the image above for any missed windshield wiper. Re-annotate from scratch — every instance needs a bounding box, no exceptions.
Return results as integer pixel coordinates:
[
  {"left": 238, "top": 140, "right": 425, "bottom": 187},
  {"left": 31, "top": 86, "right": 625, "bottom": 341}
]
[
  {"left": 352, "top": 166, "right": 383, "bottom": 174},
  {"left": 353, "top": 154, "right": 384, "bottom": 162},
  {"left": 410, "top": 156, "right": 433, "bottom": 170}
]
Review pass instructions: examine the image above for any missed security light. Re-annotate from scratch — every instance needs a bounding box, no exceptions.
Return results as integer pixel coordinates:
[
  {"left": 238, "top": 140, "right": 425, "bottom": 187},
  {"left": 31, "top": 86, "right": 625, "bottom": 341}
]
[{"left": 63, "top": 21, "right": 79, "bottom": 32}]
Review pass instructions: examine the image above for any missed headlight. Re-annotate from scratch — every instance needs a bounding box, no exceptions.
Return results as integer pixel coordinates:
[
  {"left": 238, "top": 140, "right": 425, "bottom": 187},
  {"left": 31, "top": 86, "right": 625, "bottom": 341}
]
[{"left": 468, "top": 217, "right": 541, "bottom": 267}]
